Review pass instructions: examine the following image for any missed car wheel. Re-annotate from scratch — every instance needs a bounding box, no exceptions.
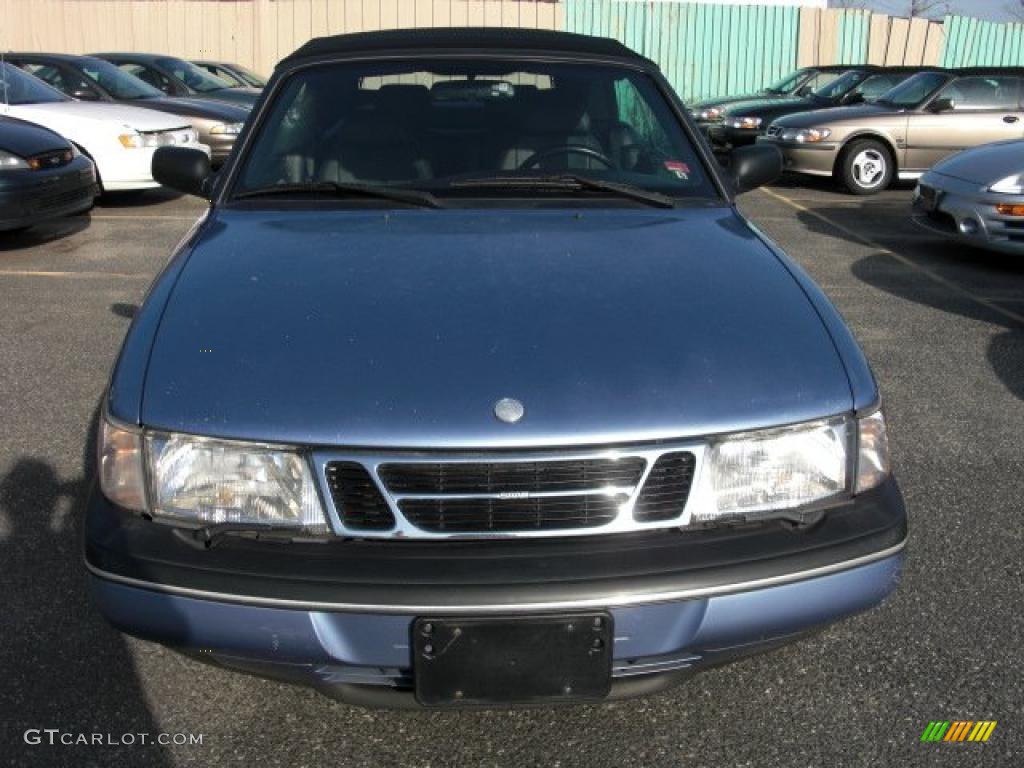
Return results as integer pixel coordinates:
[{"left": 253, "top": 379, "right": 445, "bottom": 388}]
[{"left": 839, "top": 140, "right": 893, "bottom": 196}]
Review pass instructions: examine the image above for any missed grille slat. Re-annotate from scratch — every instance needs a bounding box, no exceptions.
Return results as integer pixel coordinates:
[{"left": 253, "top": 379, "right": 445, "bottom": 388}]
[
  {"left": 379, "top": 459, "right": 644, "bottom": 494},
  {"left": 325, "top": 461, "right": 395, "bottom": 530},
  {"left": 399, "top": 496, "right": 624, "bottom": 533},
  {"left": 632, "top": 452, "right": 697, "bottom": 523}
]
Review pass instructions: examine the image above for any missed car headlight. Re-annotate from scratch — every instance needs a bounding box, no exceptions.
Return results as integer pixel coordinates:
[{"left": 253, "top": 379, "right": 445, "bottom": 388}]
[
  {"left": 98, "top": 416, "right": 329, "bottom": 534},
  {"left": 692, "top": 411, "right": 889, "bottom": 523},
  {"left": 727, "top": 116, "right": 763, "bottom": 130},
  {"left": 781, "top": 127, "right": 832, "bottom": 143},
  {"left": 0, "top": 149, "right": 30, "bottom": 170},
  {"left": 990, "top": 173, "right": 1024, "bottom": 195},
  {"left": 209, "top": 122, "right": 243, "bottom": 136},
  {"left": 693, "top": 106, "right": 723, "bottom": 121},
  {"left": 119, "top": 129, "right": 197, "bottom": 149}
]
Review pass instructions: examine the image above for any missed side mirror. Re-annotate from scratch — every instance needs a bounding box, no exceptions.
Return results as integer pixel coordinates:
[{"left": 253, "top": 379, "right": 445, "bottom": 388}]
[
  {"left": 929, "top": 97, "right": 955, "bottom": 113},
  {"left": 71, "top": 88, "right": 100, "bottom": 101},
  {"left": 844, "top": 92, "right": 865, "bottom": 106},
  {"left": 152, "top": 146, "right": 212, "bottom": 198},
  {"left": 796, "top": 85, "right": 812, "bottom": 97},
  {"left": 730, "top": 144, "right": 782, "bottom": 194}
]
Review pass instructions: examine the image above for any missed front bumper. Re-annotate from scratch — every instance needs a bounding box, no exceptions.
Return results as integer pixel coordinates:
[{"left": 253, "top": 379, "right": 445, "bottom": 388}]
[
  {"left": 757, "top": 136, "right": 839, "bottom": 177},
  {"left": 0, "top": 156, "right": 96, "bottom": 231},
  {"left": 707, "top": 124, "right": 764, "bottom": 148},
  {"left": 912, "top": 172, "right": 1024, "bottom": 256},
  {"left": 86, "top": 478, "right": 906, "bottom": 706}
]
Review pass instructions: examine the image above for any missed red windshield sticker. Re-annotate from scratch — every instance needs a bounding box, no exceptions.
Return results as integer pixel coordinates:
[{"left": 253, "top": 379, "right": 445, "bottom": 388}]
[{"left": 664, "top": 161, "right": 691, "bottom": 180}]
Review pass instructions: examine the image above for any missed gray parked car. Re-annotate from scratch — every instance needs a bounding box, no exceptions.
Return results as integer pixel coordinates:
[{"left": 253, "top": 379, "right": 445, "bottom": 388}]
[{"left": 913, "top": 138, "right": 1024, "bottom": 254}]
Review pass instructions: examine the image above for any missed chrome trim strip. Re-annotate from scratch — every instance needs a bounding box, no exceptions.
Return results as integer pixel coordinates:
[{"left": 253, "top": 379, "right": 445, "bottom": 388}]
[
  {"left": 85, "top": 538, "right": 905, "bottom": 615},
  {"left": 391, "top": 487, "right": 633, "bottom": 502}
]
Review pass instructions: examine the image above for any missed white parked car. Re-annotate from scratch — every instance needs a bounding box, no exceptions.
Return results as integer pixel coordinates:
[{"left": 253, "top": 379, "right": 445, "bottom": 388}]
[{"left": 0, "top": 62, "right": 209, "bottom": 191}]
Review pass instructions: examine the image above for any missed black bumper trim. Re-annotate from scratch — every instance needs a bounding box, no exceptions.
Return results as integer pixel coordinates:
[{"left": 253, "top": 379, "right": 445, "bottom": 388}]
[{"left": 85, "top": 478, "right": 907, "bottom": 612}]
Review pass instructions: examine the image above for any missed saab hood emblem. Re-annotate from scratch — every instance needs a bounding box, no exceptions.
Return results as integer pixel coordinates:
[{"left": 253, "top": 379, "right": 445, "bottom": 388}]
[{"left": 494, "top": 397, "right": 525, "bottom": 424}]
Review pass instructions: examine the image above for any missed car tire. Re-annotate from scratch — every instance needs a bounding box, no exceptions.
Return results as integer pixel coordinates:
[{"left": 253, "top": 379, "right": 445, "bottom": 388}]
[{"left": 838, "top": 139, "right": 894, "bottom": 196}]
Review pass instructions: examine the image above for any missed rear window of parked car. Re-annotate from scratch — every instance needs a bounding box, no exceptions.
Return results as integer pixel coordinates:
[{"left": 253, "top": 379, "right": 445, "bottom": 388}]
[{"left": 234, "top": 60, "right": 716, "bottom": 202}]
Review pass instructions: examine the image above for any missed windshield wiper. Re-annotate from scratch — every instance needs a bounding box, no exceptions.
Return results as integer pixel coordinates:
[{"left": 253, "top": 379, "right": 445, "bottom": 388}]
[
  {"left": 233, "top": 180, "right": 444, "bottom": 208},
  {"left": 447, "top": 174, "right": 677, "bottom": 209}
]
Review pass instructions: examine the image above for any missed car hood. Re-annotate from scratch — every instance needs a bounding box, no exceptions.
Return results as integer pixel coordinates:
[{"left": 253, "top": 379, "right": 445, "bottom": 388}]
[
  {"left": 930, "top": 139, "right": 1024, "bottom": 185},
  {"left": 773, "top": 103, "right": 894, "bottom": 129},
  {"left": 142, "top": 208, "right": 854, "bottom": 448},
  {"left": 0, "top": 115, "right": 69, "bottom": 155},
  {"left": 138, "top": 96, "right": 249, "bottom": 122},
  {"left": 722, "top": 95, "right": 824, "bottom": 119},
  {"left": 3, "top": 101, "right": 191, "bottom": 135},
  {"left": 197, "top": 88, "right": 258, "bottom": 108}
]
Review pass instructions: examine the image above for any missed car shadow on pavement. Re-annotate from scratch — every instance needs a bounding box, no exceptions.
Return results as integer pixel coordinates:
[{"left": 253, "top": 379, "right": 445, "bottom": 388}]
[
  {"left": 0, "top": 216, "right": 91, "bottom": 252},
  {"left": 0, "top": 410, "right": 173, "bottom": 766},
  {"left": 98, "top": 188, "right": 183, "bottom": 208},
  {"left": 792, "top": 205, "right": 1024, "bottom": 402}
]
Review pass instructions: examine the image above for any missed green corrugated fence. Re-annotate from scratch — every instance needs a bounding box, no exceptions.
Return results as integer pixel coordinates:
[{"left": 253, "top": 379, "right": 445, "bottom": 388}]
[
  {"left": 565, "top": 0, "right": 802, "bottom": 102},
  {"left": 941, "top": 15, "right": 1024, "bottom": 67}
]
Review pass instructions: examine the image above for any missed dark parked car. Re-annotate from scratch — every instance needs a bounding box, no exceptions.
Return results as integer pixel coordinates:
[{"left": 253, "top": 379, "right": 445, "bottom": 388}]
[
  {"left": 88, "top": 28, "right": 905, "bottom": 709},
  {"left": 192, "top": 60, "right": 267, "bottom": 89},
  {"left": 0, "top": 115, "right": 97, "bottom": 232},
  {"left": 710, "top": 66, "right": 926, "bottom": 148},
  {"left": 690, "top": 65, "right": 856, "bottom": 124},
  {"left": 92, "top": 53, "right": 260, "bottom": 109},
  {"left": 6, "top": 54, "right": 248, "bottom": 166},
  {"left": 761, "top": 68, "right": 1024, "bottom": 194}
]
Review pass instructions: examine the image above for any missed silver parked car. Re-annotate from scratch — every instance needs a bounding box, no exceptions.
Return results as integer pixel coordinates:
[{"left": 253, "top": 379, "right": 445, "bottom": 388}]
[{"left": 912, "top": 138, "right": 1024, "bottom": 254}]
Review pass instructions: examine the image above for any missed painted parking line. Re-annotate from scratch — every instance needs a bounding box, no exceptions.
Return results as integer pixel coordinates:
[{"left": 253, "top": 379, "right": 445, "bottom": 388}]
[
  {"left": 0, "top": 269, "right": 151, "bottom": 280},
  {"left": 761, "top": 186, "right": 1024, "bottom": 327}
]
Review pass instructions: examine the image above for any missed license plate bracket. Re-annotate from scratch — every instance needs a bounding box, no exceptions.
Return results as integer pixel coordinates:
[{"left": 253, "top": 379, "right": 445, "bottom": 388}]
[{"left": 413, "top": 613, "right": 613, "bottom": 706}]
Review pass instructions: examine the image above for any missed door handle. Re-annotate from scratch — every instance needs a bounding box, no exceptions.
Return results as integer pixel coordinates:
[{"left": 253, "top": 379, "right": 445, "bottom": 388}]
[{"left": 1003, "top": 115, "right": 1020, "bottom": 124}]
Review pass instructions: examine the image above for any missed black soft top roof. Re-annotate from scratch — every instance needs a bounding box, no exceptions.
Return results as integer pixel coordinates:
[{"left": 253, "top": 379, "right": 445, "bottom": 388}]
[{"left": 281, "top": 27, "right": 646, "bottom": 66}]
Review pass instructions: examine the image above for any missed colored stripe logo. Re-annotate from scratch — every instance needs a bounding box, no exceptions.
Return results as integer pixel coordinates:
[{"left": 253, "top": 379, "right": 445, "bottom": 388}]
[{"left": 921, "top": 721, "right": 997, "bottom": 742}]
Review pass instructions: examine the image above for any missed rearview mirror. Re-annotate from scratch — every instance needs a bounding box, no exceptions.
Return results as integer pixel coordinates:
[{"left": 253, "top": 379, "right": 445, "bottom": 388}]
[
  {"left": 152, "top": 146, "right": 212, "bottom": 198},
  {"left": 929, "top": 97, "right": 955, "bottom": 113},
  {"left": 730, "top": 144, "right": 782, "bottom": 194}
]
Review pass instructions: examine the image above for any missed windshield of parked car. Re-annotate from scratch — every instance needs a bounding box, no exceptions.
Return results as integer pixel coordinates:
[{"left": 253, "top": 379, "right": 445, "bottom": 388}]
[
  {"left": 763, "top": 69, "right": 807, "bottom": 94},
  {"left": 811, "top": 70, "right": 871, "bottom": 101},
  {"left": 0, "top": 62, "right": 69, "bottom": 105},
  {"left": 855, "top": 73, "right": 912, "bottom": 102},
  {"left": 232, "top": 65, "right": 266, "bottom": 88},
  {"left": 233, "top": 60, "right": 717, "bottom": 203},
  {"left": 156, "top": 57, "right": 233, "bottom": 93},
  {"left": 874, "top": 72, "right": 950, "bottom": 108},
  {"left": 79, "top": 58, "right": 163, "bottom": 100}
]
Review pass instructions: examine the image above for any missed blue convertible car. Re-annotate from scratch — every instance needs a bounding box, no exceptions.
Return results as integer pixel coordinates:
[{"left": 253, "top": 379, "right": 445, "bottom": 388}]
[{"left": 88, "top": 29, "right": 905, "bottom": 708}]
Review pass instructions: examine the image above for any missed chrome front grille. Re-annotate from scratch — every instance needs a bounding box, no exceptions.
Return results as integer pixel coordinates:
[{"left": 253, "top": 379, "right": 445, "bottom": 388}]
[{"left": 317, "top": 443, "right": 704, "bottom": 539}]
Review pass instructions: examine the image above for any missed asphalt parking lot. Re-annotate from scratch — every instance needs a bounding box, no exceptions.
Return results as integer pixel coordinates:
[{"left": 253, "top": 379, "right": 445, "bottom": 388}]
[{"left": 1, "top": 179, "right": 1021, "bottom": 767}]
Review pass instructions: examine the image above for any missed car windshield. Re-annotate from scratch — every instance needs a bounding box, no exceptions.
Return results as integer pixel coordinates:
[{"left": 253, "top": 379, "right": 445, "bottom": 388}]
[
  {"left": 156, "top": 57, "right": 233, "bottom": 93},
  {"left": 763, "top": 69, "right": 807, "bottom": 94},
  {"left": 79, "top": 58, "right": 163, "bottom": 100},
  {"left": 811, "top": 70, "right": 870, "bottom": 101},
  {"left": 0, "top": 61, "right": 68, "bottom": 105},
  {"left": 233, "top": 65, "right": 266, "bottom": 88},
  {"left": 875, "top": 72, "right": 949, "bottom": 108},
  {"left": 855, "top": 73, "right": 911, "bottom": 102},
  {"left": 233, "top": 60, "right": 716, "bottom": 203}
]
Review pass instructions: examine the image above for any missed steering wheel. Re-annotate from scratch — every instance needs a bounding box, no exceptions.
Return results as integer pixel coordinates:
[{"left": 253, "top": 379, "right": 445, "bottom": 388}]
[{"left": 518, "top": 145, "right": 614, "bottom": 171}]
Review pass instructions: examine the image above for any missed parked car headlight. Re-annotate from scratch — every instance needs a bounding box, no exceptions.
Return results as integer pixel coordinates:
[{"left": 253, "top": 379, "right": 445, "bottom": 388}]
[
  {"left": 118, "top": 129, "right": 198, "bottom": 149},
  {"left": 990, "top": 173, "right": 1024, "bottom": 195},
  {"left": 98, "top": 416, "right": 328, "bottom": 533},
  {"left": 209, "top": 122, "right": 243, "bottom": 136},
  {"left": 781, "top": 127, "right": 831, "bottom": 143},
  {"left": 693, "top": 412, "right": 889, "bottom": 523},
  {"left": 0, "top": 149, "right": 30, "bottom": 170},
  {"left": 692, "top": 106, "right": 723, "bottom": 120},
  {"left": 727, "top": 116, "right": 763, "bottom": 130}
]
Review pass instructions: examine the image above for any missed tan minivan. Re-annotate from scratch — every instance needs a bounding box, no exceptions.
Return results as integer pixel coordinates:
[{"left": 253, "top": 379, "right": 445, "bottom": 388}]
[{"left": 758, "top": 68, "right": 1024, "bottom": 194}]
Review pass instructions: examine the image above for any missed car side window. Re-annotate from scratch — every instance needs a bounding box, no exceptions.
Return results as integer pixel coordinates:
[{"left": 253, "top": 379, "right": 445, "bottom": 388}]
[
  {"left": 20, "top": 63, "right": 66, "bottom": 91},
  {"left": 936, "top": 76, "right": 1022, "bottom": 111},
  {"left": 120, "top": 63, "right": 173, "bottom": 94}
]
